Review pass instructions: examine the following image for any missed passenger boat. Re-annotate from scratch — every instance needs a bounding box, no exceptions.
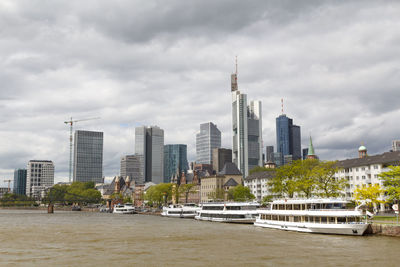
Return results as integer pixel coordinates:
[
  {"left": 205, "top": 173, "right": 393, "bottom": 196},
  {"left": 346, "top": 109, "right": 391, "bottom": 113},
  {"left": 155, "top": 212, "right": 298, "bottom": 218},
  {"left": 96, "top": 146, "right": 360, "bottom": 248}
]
[
  {"left": 254, "top": 199, "right": 371, "bottom": 236},
  {"left": 113, "top": 203, "right": 137, "bottom": 214},
  {"left": 161, "top": 203, "right": 200, "bottom": 218},
  {"left": 195, "top": 202, "right": 260, "bottom": 223}
]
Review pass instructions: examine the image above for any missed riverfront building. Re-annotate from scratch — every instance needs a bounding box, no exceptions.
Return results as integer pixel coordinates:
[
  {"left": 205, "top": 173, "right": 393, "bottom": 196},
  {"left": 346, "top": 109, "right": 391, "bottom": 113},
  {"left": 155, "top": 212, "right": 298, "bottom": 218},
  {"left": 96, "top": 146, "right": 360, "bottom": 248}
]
[
  {"left": 26, "top": 160, "right": 54, "bottom": 198},
  {"left": 231, "top": 68, "right": 263, "bottom": 177},
  {"left": 200, "top": 162, "right": 242, "bottom": 202},
  {"left": 135, "top": 126, "right": 164, "bottom": 184},
  {"left": 212, "top": 148, "right": 232, "bottom": 173},
  {"left": 335, "top": 146, "right": 400, "bottom": 211},
  {"left": 73, "top": 130, "right": 104, "bottom": 183},
  {"left": 196, "top": 122, "right": 221, "bottom": 165},
  {"left": 164, "top": 144, "right": 188, "bottom": 183},
  {"left": 13, "top": 168, "right": 27, "bottom": 195},
  {"left": 244, "top": 170, "right": 276, "bottom": 202},
  {"left": 120, "top": 154, "right": 144, "bottom": 184}
]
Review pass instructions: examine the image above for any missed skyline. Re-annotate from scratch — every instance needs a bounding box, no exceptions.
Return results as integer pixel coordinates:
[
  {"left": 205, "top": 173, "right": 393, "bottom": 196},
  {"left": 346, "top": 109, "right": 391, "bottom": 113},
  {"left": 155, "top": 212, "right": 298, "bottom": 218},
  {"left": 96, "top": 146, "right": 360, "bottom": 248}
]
[{"left": 1, "top": 1, "right": 400, "bottom": 184}]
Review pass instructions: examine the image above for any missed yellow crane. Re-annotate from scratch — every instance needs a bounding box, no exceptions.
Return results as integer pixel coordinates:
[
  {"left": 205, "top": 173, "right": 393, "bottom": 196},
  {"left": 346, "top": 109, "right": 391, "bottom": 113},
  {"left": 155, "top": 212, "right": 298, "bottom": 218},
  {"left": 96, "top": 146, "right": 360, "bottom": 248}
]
[
  {"left": 4, "top": 179, "right": 12, "bottom": 193},
  {"left": 64, "top": 117, "right": 100, "bottom": 183}
]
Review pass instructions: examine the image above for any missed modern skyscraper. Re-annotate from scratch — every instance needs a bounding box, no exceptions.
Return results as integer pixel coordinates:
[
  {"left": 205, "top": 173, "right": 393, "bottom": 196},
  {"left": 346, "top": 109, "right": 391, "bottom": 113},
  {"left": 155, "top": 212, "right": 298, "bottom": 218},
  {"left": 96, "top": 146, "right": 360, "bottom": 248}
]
[
  {"left": 135, "top": 126, "right": 164, "bottom": 184},
  {"left": 231, "top": 66, "right": 263, "bottom": 177},
  {"left": 196, "top": 122, "right": 221, "bottom": 165},
  {"left": 26, "top": 160, "right": 54, "bottom": 197},
  {"left": 392, "top": 140, "right": 400, "bottom": 152},
  {"left": 266, "top": 146, "right": 274, "bottom": 163},
  {"left": 13, "top": 168, "right": 27, "bottom": 195},
  {"left": 120, "top": 154, "right": 144, "bottom": 184},
  {"left": 276, "top": 114, "right": 301, "bottom": 162},
  {"left": 164, "top": 144, "right": 188, "bottom": 183},
  {"left": 212, "top": 148, "right": 232, "bottom": 173},
  {"left": 73, "top": 130, "right": 104, "bottom": 183}
]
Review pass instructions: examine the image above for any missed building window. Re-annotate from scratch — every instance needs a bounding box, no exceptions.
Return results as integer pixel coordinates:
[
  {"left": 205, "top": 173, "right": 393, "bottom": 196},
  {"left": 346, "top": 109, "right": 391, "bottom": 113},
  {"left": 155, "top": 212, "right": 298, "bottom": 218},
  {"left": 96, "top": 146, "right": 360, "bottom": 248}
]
[
  {"left": 362, "top": 176, "right": 366, "bottom": 179},
  {"left": 361, "top": 167, "right": 365, "bottom": 171},
  {"left": 356, "top": 168, "right": 359, "bottom": 171}
]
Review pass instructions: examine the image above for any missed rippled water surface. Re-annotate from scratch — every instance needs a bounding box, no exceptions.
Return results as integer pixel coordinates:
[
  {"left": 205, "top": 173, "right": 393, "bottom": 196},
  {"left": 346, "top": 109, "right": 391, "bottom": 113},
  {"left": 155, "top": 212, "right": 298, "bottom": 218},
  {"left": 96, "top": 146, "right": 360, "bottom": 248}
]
[{"left": 0, "top": 209, "right": 399, "bottom": 266}]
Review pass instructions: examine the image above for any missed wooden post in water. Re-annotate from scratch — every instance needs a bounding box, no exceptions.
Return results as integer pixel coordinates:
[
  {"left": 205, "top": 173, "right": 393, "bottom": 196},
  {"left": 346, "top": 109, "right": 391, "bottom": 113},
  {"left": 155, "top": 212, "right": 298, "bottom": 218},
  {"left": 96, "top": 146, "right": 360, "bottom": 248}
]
[{"left": 48, "top": 204, "right": 54, "bottom": 213}]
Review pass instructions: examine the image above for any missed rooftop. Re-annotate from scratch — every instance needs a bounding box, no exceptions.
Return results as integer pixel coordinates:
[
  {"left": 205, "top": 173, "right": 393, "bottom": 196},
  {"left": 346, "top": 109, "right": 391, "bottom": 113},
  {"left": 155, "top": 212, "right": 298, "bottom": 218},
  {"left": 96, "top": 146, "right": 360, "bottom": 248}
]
[
  {"left": 218, "top": 162, "right": 242, "bottom": 175},
  {"left": 336, "top": 151, "right": 400, "bottom": 168}
]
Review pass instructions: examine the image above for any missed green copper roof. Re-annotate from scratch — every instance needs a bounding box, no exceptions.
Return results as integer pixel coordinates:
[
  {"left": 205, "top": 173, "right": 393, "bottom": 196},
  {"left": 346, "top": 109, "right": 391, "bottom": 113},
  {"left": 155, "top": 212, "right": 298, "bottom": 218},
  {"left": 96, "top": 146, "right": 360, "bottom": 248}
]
[{"left": 308, "top": 136, "right": 315, "bottom": 156}]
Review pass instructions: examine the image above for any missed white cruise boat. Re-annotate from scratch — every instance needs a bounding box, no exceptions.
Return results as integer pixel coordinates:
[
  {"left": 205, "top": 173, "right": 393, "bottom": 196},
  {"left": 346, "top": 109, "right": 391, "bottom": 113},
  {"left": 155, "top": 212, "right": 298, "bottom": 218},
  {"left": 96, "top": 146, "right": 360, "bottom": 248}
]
[
  {"left": 113, "top": 203, "right": 137, "bottom": 214},
  {"left": 254, "top": 199, "right": 371, "bottom": 236},
  {"left": 195, "top": 202, "right": 260, "bottom": 223},
  {"left": 161, "top": 203, "right": 200, "bottom": 218}
]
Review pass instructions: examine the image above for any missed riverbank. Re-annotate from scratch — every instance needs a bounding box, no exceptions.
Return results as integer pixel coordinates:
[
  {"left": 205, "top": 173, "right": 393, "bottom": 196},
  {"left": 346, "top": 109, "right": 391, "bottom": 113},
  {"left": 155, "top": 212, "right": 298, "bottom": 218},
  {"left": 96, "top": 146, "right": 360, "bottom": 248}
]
[{"left": 366, "top": 223, "right": 400, "bottom": 237}]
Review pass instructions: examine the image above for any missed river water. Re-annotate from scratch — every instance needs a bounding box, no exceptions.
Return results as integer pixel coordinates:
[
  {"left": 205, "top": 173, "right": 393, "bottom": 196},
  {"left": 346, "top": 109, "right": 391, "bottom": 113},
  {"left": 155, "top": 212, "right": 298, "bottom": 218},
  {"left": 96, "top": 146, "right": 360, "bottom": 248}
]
[{"left": 0, "top": 210, "right": 398, "bottom": 266}]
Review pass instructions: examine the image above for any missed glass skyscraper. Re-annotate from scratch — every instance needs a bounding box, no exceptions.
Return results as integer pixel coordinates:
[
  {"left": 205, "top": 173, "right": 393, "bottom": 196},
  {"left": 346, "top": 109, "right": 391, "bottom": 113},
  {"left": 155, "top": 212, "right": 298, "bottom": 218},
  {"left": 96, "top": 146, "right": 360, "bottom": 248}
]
[
  {"left": 73, "top": 130, "right": 104, "bottom": 183},
  {"left": 196, "top": 122, "right": 221, "bottom": 165},
  {"left": 276, "top": 114, "right": 301, "bottom": 163},
  {"left": 231, "top": 71, "right": 263, "bottom": 177},
  {"left": 13, "top": 168, "right": 27, "bottom": 195},
  {"left": 120, "top": 154, "right": 144, "bottom": 184},
  {"left": 164, "top": 144, "right": 188, "bottom": 183},
  {"left": 135, "top": 126, "right": 164, "bottom": 184}
]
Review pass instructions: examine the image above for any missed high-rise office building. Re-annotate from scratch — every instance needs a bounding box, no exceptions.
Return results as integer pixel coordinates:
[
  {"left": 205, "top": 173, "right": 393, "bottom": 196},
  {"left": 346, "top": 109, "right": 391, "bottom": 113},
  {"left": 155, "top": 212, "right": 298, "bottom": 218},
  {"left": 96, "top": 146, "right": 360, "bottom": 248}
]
[
  {"left": 266, "top": 146, "right": 274, "bottom": 163},
  {"left": 164, "top": 144, "right": 188, "bottom": 183},
  {"left": 135, "top": 126, "right": 164, "bottom": 184},
  {"left": 212, "top": 148, "right": 232, "bottom": 173},
  {"left": 276, "top": 114, "right": 301, "bottom": 162},
  {"left": 26, "top": 160, "right": 54, "bottom": 197},
  {"left": 392, "top": 140, "right": 400, "bottom": 152},
  {"left": 73, "top": 130, "right": 104, "bottom": 183},
  {"left": 13, "top": 168, "right": 27, "bottom": 195},
  {"left": 120, "top": 154, "right": 144, "bottom": 184},
  {"left": 196, "top": 122, "right": 221, "bottom": 165},
  {"left": 231, "top": 68, "right": 263, "bottom": 177},
  {"left": 302, "top": 148, "right": 309, "bottom": 160}
]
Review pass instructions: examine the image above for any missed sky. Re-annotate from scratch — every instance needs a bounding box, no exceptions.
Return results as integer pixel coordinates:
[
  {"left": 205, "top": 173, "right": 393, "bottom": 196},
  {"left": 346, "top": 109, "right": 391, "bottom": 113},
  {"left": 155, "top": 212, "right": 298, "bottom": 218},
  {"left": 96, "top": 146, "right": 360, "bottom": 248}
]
[{"left": 1, "top": 0, "right": 400, "bottom": 184}]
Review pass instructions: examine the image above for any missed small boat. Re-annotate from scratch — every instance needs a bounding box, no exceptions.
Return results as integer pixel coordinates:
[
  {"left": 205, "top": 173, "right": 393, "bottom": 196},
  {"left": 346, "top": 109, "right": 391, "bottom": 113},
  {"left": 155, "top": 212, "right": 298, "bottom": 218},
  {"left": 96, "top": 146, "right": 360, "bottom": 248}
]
[
  {"left": 161, "top": 203, "right": 200, "bottom": 218},
  {"left": 254, "top": 199, "right": 371, "bottom": 236},
  {"left": 113, "top": 203, "right": 137, "bottom": 214},
  {"left": 195, "top": 202, "right": 260, "bottom": 223}
]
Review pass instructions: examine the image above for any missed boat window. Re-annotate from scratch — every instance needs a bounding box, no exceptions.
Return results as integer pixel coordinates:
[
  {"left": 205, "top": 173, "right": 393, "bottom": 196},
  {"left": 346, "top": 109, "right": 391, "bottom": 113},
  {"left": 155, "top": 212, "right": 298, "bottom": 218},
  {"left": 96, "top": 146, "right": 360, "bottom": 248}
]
[
  {"left": 337, "top": 217, "right": 346, "bottom": 224},
  {"left": 272, "top": 215, "right": 278, "bottom": 220},
  {"left": 304, "top": 216, "right": 309, "bottom": 223},
  {"left": 321, "top": 217, "right": 327, "bottom": 224},
  {"left": 294, "top": 204, "right": 300, "bottom": 210},
  {"left": 329, "top": 217, "right": 336, "bottom": 224},
  {"left": 279, "top": 215, "right": 285, "bottom": 221},
  {"left": 306, "top": 204, "right": 311, "bottom": 210},
  {"left": 293, "top": 216, "right": 299, "bottom": 222}
]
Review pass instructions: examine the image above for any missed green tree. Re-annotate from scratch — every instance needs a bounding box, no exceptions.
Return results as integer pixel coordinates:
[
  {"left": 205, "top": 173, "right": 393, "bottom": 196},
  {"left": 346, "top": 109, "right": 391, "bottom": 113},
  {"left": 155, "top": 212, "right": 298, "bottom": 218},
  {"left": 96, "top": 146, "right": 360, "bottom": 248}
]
[
  {"left": 227, "top": 185, "right": 255, "bottom": 201},
  {"left": 178, "top": 184, "right": 198, "bottom": 203},
  {"left": 268, "top": 163, "right": 297, "bottom": 198},
  {"left": 45, "top": 184, "right": 69, "bottom": 204},
  {"left": 207, "top": 188, "right": 225, "bottom": 201},
  {"left": 250, "top": 166, "right": 272, "bottom": 175},
  {"left": 313, "top": 161, "right": 347, "bottom": 198},
  {"left": 354, "top": 184, "right": 385, "bottom": 211},
  {"left": 379, "top": 166, "right": 400, "bottom": 202},
  {"left": 293, "top": 159, "right": 319, "bottom": 198},
  {"left": 261, "top": 195, "right": 273, "bottom": 206},
  {"left": 144, "top": 183, "right": 173, "bottom": 206}
]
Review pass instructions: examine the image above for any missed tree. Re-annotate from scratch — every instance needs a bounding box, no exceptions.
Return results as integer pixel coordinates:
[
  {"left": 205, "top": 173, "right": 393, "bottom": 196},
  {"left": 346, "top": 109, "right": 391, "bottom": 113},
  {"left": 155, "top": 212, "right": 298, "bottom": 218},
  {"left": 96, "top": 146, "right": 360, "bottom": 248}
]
[
  {"left": 227, "top": 185, "right": 255, "bottom": 201},
  {"left": 45, "top": 184, "right": 69, "bottom": 204},
  {"left": 268, "top": 163, "right": 297, "bottom": 198},
  {"left": 354, "top": 184, "right": 385, "bottom": 212},
  {"left": 379, "top": 166, "right": 400, "bottom": 202},
  {"left": 207, "top": 188, "right": 225, "bottom": 201},
  {"left": 261, "top": 195, "right": 273, "bottom": 206},
  {"left": 178, "top": 184, "right": 198, "bottom": 203},
  {"left": 313, "top": 161, "right": 347, "bottom": 198},
  {"left": 144, "top": 183, "right": 173, "bottom": 207},
  {"left": 293, "top": 159, "right": 319, "bottom": 198}
]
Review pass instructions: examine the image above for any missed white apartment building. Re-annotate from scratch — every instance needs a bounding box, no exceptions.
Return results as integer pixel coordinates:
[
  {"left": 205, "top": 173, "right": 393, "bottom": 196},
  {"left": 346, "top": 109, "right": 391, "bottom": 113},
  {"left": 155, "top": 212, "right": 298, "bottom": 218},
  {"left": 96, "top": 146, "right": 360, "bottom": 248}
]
[
  {"left": 244, "top": 170, "right": 275, "bottom": 202},
  {"left": 335, "top": 147, "right": 400, "bottom": 211},
  {"left": 26, "top": 160, "right": 54, "bottom": 198}
]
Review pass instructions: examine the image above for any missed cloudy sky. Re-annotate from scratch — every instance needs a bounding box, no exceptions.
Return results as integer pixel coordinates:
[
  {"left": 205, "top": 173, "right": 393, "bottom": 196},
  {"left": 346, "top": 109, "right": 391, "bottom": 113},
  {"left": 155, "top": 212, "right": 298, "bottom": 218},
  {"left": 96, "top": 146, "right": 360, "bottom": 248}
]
[{"left": 1, "top": 0, "right": 399, "bottom": 184}]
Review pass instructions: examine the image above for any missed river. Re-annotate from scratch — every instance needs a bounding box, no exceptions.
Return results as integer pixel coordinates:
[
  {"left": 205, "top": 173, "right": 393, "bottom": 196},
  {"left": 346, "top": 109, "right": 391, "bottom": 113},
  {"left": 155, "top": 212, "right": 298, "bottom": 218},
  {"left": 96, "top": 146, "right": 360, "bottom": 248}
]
[{"left": 0, "top": 210, "right": 398, "bottom": 266}]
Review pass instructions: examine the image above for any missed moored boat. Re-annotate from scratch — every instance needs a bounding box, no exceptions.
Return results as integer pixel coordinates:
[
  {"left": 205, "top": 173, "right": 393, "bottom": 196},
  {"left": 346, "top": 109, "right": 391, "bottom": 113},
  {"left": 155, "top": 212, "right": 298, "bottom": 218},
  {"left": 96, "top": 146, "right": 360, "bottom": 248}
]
[
  {"left": 161, "top": 203, "right": 200, "bottom": 218},
  {"left": 113, "top": 203, "right": 137, "bottom": 214},
  {"left": 195, "top": 202, "right": 260, "bottom": 223},
  {"left": 254, "top": 199, "right": 371, "bottom": 236}
]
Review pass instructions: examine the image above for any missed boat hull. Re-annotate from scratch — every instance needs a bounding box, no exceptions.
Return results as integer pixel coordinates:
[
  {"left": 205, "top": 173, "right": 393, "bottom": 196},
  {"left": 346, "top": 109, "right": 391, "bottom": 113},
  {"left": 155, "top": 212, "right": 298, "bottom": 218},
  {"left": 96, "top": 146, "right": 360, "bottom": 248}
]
[
  {"left": 195, "top": 215, "right": 256, "bottom": 224},
  {"left": 254, "top": 220, "right": 369, "bottom": 236}
]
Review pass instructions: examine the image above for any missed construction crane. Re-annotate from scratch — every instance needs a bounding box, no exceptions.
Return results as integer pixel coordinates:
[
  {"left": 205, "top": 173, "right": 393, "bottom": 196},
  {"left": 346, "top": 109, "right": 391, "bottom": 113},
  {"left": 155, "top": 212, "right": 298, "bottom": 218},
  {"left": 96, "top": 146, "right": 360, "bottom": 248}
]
[
  {"left": 4, "top": 179, "right": 12, "bottom": 193},
  {"left": 64, "top": 117, "right": 100, "bottom": 183}
]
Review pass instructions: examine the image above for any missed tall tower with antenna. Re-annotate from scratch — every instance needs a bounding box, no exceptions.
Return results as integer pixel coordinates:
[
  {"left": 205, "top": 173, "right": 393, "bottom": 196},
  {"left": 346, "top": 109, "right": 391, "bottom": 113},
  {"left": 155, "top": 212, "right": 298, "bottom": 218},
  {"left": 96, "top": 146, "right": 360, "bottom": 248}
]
[{"left": 231, "top": 57, "right": 263, "bottom": 177}]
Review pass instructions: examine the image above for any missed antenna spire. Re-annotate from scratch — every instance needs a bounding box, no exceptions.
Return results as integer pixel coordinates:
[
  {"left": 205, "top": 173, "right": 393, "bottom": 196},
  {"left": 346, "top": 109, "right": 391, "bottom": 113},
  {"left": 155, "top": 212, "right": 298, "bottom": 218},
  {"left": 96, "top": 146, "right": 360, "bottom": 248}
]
[
  {"left": 235, "top": 55, "right": 238, "bottom": 75},
  {"left": 281, "top": 98, "right": 284, "bottom": 114}
]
